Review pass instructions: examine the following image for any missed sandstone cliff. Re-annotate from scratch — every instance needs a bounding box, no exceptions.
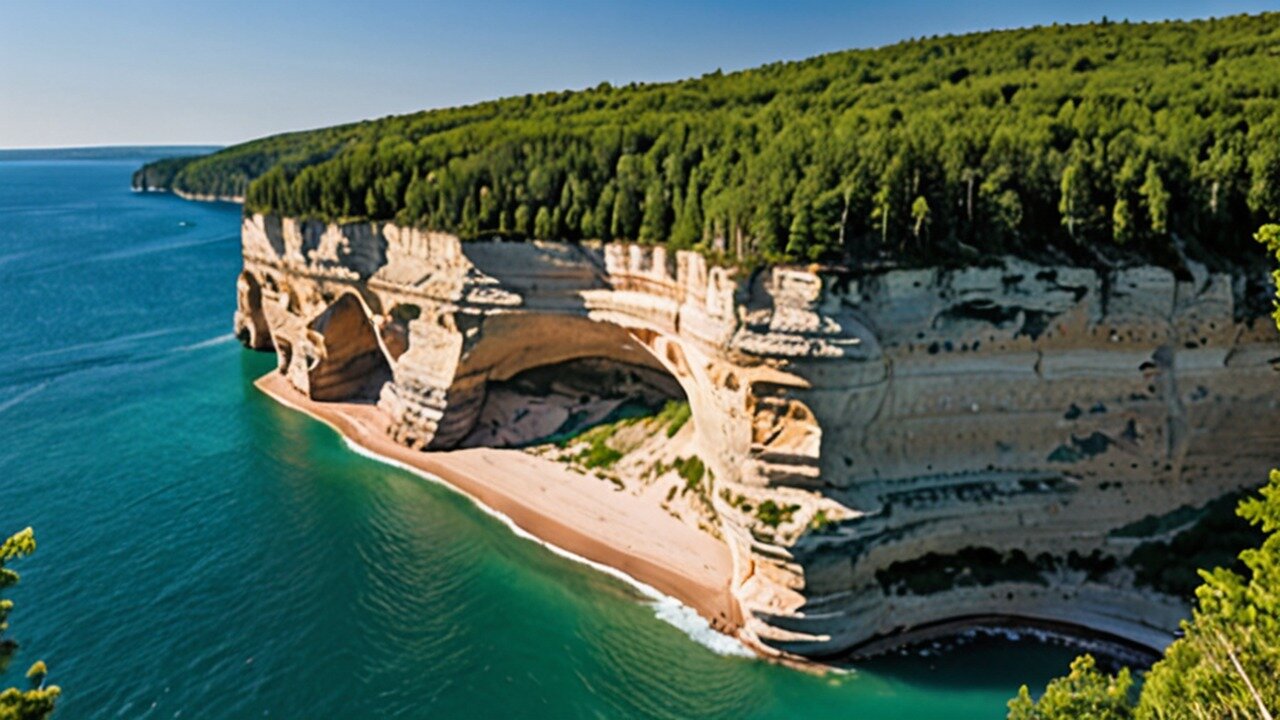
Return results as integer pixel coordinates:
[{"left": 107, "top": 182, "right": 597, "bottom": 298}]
[{"left": 235, "top": 213, "right": 1280, "bottom": 658}]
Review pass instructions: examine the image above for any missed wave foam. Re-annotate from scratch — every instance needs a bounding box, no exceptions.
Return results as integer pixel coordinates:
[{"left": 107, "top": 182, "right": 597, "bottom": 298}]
[
  {"left": 175, "top": 333, "right": 236, "bottom": 353},
  {"left": 0, "top": 382, "right": 48, "bottom": 415},
  {"left": 337, "top": 436, "right": 755, "bottom": 659}
]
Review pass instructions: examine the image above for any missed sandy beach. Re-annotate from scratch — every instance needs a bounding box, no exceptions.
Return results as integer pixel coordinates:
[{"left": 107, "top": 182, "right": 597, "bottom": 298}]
[{"left": 255, "top": 372, "right": 743, "bottom": 638}]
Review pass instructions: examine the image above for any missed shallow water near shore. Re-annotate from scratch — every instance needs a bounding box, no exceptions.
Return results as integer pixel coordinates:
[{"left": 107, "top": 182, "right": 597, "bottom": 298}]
[{"left": 0, "top": 152, "right": 1086, "bottom": 718}]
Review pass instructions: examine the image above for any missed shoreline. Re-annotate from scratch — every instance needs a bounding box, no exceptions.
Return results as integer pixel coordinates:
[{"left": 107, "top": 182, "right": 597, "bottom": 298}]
[
  {"left": 253, "top": 372, "right": 1173, "bottom": 671},
  {"left": 254, "top": 372, "right": 748, "bottom": 651},
  {"left": 132, "top": 186, "right": 244, "bottom": 203},
  {"left": 840, "top": 614, "right": 1164, "bottom": 668}
]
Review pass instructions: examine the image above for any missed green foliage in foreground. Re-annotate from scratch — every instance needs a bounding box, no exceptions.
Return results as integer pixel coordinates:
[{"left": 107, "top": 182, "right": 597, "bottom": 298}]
[
  {"left": 1009, "top": 655, "right": 1134, "bottom": 719},
  {"left": 0, "top": 529, "right": 58, "bottom": 720},
  {"left": 1261, "top": 224, "right": 1280, "bottom": 327},
  {"left": 139, "top": 14, "right": 1280, "bottom": 269},
  {"left": 1010, "top": 470, "right": 1280, "bottom": 719},
  {"left": 1011, "top": 226, "right": 1280, "bottom": 718}
]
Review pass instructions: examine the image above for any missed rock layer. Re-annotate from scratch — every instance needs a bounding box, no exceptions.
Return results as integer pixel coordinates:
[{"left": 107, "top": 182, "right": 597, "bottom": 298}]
[{"left": 236, "top": 213, "right": 1280, "bottom": 658}]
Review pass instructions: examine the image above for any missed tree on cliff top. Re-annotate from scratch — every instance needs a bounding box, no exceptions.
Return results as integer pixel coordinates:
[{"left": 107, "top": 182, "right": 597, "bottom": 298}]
[
  {"left": 138, "top": 13, "right": 1280, "bottom": 271},
  {"left": 0, "top": 528, "right": 59, "bottom": 720},
  {"left": 1009, "top": 225, "right": 1280, "bottom": 719}
]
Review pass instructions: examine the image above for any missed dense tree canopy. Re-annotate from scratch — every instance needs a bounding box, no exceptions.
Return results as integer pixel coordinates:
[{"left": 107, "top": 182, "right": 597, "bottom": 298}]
[{"left": 137, "top": 13, "right": 1280, "bottom": 269}]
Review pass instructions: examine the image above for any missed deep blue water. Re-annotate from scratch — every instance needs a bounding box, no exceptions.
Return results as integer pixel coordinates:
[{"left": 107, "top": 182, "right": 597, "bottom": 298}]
[{"left": 0, "top": 153, "right": 1081, "bottom": 718}]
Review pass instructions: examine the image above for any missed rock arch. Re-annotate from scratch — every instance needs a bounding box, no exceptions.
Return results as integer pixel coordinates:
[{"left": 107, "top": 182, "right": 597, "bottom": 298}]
[
  {"left": 378, "top": 303, "right": 420, "bottom": 361},
  {"left": 305, "top": 293, "right": 394, "bottom": 402},
  {"left": 423, "top": 313, "right": 713, "bottom": 450},
  {"left": 234, "top": 271, "right": 272, "bottom": 350}
]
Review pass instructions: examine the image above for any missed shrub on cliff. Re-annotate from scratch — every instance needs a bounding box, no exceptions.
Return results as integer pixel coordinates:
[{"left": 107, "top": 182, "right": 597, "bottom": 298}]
[
  {"left": 656, "top": 400, "right": 691, "bottom": 438},
  {"left": 0, "top": 528, "right": 59, "bottom": 720}
]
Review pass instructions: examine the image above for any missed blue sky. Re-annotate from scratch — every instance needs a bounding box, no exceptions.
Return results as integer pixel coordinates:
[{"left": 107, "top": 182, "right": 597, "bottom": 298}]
[{"left": 1, "top": 0, "right": 1274, "bottom": 148}]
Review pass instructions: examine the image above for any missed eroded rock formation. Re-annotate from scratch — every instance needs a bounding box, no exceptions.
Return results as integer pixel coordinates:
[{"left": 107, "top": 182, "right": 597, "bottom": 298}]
[{"left": 236, "top": 213, "right": 1280, "bottom": 658}]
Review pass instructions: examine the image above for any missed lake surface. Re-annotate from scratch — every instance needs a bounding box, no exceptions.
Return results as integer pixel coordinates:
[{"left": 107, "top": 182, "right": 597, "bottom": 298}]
[{"left": 0, "top": 152, "right": 1083, "bottom": 718}]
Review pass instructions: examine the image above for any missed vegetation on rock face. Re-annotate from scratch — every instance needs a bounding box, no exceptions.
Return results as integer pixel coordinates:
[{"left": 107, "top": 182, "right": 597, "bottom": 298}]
[
  {"left": 1124, "top": 491, "right": 1263, "bottom": 598},
  {"left": 672, "top": 455, "right": 706, "bottom": 490},
  {"left": 1009, "top": 225, "right": 1280, "bottom": 718},
  {"left": 808, "top": 509, "right": 835, "bottom": 533},
  {"left": 1010, "top": 470, "right": 1280, "bottom": 718},
  {"left": 755, "top": 499, "right": 800, "bottom": 528},
  {"left": 139, "top": 14, "right": 1280, "bottom": 269},
  {"left": 877, "top": 546, "right": 1052, "bottom": 595},
  {"left": 655, "top": 400, "right": 691, "bottom": 438},
  {"left": 566, "top": 421, "right": 629, "bottom": 470},
  {"left": 0, "top": 528, "right": 58, "bottom": 720}
]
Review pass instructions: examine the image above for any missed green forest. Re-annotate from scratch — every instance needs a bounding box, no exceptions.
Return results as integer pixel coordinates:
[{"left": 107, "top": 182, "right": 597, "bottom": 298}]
[{"left": 136, "top": 13, "right": 1280, "bottom": 269}]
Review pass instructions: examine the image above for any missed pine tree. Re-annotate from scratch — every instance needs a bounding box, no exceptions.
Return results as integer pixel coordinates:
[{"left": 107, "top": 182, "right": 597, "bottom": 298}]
[
  {"left": 786, "top": 203, "right": 813, "bottom": 258},
  {"left": 638, "top": 179, "right": 671, "bottom": 244},
  {"left": 1140, "top": 163, "right": 1170, "bottom": 237},
  {"left": 671, "top": 175, "right": 704, "bottom": 249},
  {"left": 533, "top": 206, "right": 554, "bottom": 239}
]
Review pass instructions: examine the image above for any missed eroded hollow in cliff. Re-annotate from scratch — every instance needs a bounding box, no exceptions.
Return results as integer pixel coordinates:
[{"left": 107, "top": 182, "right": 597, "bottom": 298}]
[
  {"left": 459, "top": 357, "right": 687, "bottom": 448},
  {"left": 306, "top": 293, "right": 393, "bottom": 402},
  {"left": 422, "top": 313, "right": 697, "bottom": 450}
]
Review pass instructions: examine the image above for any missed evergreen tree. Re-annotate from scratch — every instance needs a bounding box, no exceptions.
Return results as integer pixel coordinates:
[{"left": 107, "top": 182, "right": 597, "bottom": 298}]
[
  {"left": 1141, "top": 163, "right": 1170, "bottom": 237},
  {"left": 638, "top": 179, "right": 671, "bottom": 245},
  {"left": 1059, "top": 151, "right": 1095, "bottom": 242},
  {"left": 134, "top": 13, "right": 1280, "bottom": 269},
  {"left": 671, "top": 174, "right": 704, "bottom": 249},
  {"left": 514, "top": 205, "right": 532, "bottom": 236},
  {"left": 533, "top": 206, "right": 554, "bottom": 239},
  {"left": 910, "top": 195, "right": 931, "bottom": 243}
]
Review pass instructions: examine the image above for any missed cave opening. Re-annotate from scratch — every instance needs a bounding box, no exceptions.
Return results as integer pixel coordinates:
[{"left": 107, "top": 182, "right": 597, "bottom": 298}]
[
  {"left": 307, "top": 293, "right": 394, "bottom": 403},
  {"left": 459, "top": 356, "right": 689, "bottom": 449}
]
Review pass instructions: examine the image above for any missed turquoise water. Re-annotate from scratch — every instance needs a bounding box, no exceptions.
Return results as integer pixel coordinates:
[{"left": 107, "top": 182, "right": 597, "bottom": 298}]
[{"left": 0, "top": 153, "right": 1082, "bottom": 718}]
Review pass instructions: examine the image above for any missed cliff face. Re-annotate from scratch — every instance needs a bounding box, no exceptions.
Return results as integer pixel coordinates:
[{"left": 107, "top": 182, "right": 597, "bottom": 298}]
[{"left": 236, "top": 213, "right": 1280, "bottom": 658}]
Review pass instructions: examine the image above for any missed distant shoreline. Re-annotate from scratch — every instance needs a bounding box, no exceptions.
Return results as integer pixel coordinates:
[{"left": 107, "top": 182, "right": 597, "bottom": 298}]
[
  {"left": 0, "top": 145, "right": 221, "bottom": 162},
  {"left": 133, "top": 186, "right": 244, "bottom": 204}
]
